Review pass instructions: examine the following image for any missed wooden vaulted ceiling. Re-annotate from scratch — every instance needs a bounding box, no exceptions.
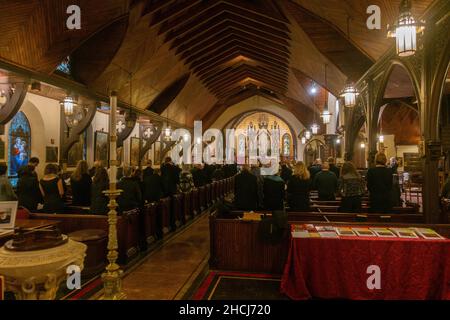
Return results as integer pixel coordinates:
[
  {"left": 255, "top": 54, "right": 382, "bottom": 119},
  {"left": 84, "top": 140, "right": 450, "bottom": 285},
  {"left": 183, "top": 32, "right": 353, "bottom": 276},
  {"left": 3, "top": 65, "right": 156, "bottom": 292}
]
[
  {"left": 147, "top": 0, "right": 291, "bottom": 101},
  {"left": 0, "top": 0, "right": 437, "bottom": 130}
]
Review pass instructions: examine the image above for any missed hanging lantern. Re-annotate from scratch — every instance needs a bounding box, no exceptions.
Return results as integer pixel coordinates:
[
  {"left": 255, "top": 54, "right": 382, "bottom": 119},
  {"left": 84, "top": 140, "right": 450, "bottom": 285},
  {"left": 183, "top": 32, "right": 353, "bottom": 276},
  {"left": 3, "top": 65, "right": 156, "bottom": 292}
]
[
  {"left": 305, "top": 130, "right": 311, "bottom": 140},
  {"left": 340, "top": 83, "right": 359, "bottom": 108},
  {"left": 360, "top": 142, "right": 366, "bottom": 149},
  {"left": 183, "top": 132, "right": 189, "bottom": 142},
  {"left": 164, "top": 125, "right": 172, "bottom": 140},
  {"left": 311, "top": 123, "right": 319, "bottom": 135},
  {"left": 336, "top": 138, "right": 341, "bottom": 144},
  {"left": 379, "top": 135, "right": 385, "bottom": 143},
  {"left": 301, "top": 136, "right": 306, "bottom": 144},
  {"left": 321, "top": 109, "right": 331, "bottom": 124},
  {"left": 60, "top": 96, "right": 77, "bottom": 116},
  {"left": 125, "top": 111, "right": 137, "bottom": 128},
  {"left": 387, "top": 0, "right": 425, "bottom": 57}
]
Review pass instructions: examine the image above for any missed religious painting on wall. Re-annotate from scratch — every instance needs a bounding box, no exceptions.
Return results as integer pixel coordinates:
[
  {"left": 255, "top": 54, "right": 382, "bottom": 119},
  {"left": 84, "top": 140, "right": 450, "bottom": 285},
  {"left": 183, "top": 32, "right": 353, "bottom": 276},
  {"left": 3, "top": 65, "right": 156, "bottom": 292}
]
[
  {"left": 68, "top": 132, "right": 86, "bottom": 167},
  {"left": 130, "top": 137, "right": 140, "bottom": 167},
  {"left": 153, "top": 141, "right": 161, "bottom": 166},
  {"left": 8, "top": 111, "right": 31, "bottom": 177},
  {"left": 117, "top": 147, "right": 123, "bottom": 165},
  {"left": 94, "top": 131, "right": 109, "bottom": 167},
  {"left": 46, "top": 146, "right": 58, "bottom": 163}
]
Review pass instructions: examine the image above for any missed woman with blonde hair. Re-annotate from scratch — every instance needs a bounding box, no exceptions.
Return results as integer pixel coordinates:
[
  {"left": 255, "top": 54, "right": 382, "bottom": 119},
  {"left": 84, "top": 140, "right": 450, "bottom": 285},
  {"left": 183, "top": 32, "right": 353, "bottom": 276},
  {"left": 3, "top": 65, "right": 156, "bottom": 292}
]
[
  {"left": 286, "top": 161, "right": 311, "bottom": 211},
  {"left": 70, "top": 160, "right": 92, "bottom": 206},
  {"left": 338, "top": 161, "right": 364, "bottom": 212}
]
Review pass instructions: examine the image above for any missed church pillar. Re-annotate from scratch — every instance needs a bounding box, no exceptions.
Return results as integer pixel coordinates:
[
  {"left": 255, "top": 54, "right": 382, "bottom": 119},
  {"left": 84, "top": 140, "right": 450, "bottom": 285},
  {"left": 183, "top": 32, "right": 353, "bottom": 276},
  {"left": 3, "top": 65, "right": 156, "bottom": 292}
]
[
  {"left": 423, "top": 141, "right": 441, "bottom": 223},
  {"left": 323, "top": 134, "right": 338, "bottom": 159}
]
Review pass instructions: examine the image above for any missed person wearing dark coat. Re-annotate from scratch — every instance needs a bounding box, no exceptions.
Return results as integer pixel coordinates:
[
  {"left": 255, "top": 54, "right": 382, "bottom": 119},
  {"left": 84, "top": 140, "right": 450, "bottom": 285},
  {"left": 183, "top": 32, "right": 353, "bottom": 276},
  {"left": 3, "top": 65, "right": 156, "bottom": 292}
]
[
  {"left": 234, "top": 165, "right": 258, "bottom": 211},
  {"left": 308, "top": 159, "right": 322, "bottom": 186},
  {"left": 39, "top": 163, "right": 65, "bottom": 212},
  {"left": 287, "top": 162, "right": 311, "bottom": 211},
  {"left": 161, "top": 157, "right": 179, "bottom": 196},
  {"left": 367, "top": 153, "right": 393, "bottom": 213},
  {"left": 90, "top": 167, "right": 110, "bottom": 215},
  {"left": 117, "top": 166, "right": 142, "bottom": 212},
  {"left": 17, "top": 157, "right": 39, "bottom": 178},
  {"left": 262, "top": 175, "right": 285, "bottom": 211},
  {"left": 191, "top": 164, "right": 207, "bottom": 187},
  {"left": 70, "top": 160, "right": 92, "bottom": 206},
  {"left": 328, "top": 157, "right": 340, "bottom": 179},
  {"left": 313, "top": 162, "right": 338, "bottom": 201},
  {"left": 17, "top": 165, "right": 42, "bottom": 211},
  {"left": 143, "top": 168, "right": 164, "bottom": 203},
  {"left": 280, "top": 161, "right": 293, "bottom": 183},
  {"left": 212, "top": 166, "right": 225, "bottom": 181},
  {"left": 143, "top": 160, "right": 154, "bottom": 177}
]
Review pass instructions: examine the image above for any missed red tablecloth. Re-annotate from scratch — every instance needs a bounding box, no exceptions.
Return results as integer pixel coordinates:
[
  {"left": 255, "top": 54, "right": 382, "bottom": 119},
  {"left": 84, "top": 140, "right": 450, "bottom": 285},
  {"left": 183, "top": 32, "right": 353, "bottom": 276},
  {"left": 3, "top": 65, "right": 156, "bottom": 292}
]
[{"left": 280, "top": 236, "right": 450, "bottom": 300}]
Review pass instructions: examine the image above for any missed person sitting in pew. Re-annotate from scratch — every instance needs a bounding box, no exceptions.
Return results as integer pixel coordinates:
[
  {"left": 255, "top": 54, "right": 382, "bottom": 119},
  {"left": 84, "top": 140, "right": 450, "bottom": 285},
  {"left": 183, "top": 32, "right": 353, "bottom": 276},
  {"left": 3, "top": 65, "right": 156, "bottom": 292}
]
[
  {"left": 286, "top": 162, "right": 311, "bottom": 211},
  {"left": 328, "top": 157, "right": 340, "bottom": 179},
  {"left": 234, "top": 164, "right": 258, "bottom": 211},
  {"left": 338, "top": 161, "right": 365, "bottom": 213},
  {"left": 263, "top": 174, "right": 285, "bottom": 211},
  {"left": 308, "top": 159, "right": 322, "bottom": 185},
  {"left": 70, "top": 160, "right": 92, "bottom": 206},
  {"left": 90, "top": 166, "right": 109, "bottom": 215},
  {"left": 132, "top": 167, "right": 144, "bottom": 193},
  {"left": 367, "top": 152, "right": 393, "bottom": 213},
  {"left": 17, "top": 164, "right": 42, "bottom": 210},
  {"left": 39, "top": 163, "right": 65, "bottom": 212},
  {"left": 143, "top": 167, "right": 164, "bottom": 203},
  {"left": 117, "top": 165, "right": 142, "bottom": 212},
  {"left": 313, "top": 162, "right": 338, "bottom": 201},
  {"left": 191, "top": 164, "right": 207, "bottom": 187},
  {"left": 161, "top": 157, "right": 179, "bottom": 197}
]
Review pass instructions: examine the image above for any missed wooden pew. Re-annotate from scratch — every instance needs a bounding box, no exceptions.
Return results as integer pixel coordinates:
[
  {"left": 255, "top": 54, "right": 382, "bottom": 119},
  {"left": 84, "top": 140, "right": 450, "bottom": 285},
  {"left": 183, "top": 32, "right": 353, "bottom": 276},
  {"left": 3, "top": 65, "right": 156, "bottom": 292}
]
[
  {"left": 198, "top": 186, "right": 206, "bottom": 211},
  {"left": 192, "top": 188, "right": 200, "bottom": 216},
  {"left": 158, "top": 197, "right": 172, "bottom": 235},
  {"left": 211, "top": 181, "right": 217, "bottom": 204},
  {"left": 205, "top": 184, "right": 212, "bottom": 207},
  {"left": 29, "top": 210, "right": 140, "bottom": 265},
  {"left": 183, "top": 191, "right": 193, "bottom": 222},
  {"left": 172, "top": 193, "right": 184, "bottom": 228},
  {"left": 141, "top": 202, "right": 158, "bottom": 250}
]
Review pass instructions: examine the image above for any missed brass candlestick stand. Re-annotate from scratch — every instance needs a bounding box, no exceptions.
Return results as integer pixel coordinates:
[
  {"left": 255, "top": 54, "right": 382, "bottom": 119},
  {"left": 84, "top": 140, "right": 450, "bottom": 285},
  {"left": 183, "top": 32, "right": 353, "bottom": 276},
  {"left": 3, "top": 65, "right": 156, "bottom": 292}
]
[{"left": 101, "top": 91, "right": 126, "bottom": 300}]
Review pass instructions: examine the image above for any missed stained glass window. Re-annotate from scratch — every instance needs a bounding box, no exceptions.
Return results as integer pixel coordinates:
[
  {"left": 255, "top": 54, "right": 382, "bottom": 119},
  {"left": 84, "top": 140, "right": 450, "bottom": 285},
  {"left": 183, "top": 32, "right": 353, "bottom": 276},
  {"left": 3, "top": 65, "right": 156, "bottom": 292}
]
[
  {"left": 8, "top": 111, "right": 31, "bottom": 177},
  {"left": 282, "top": 133, "right": 291, "bottom": 157},
  {"left": 56, "top": 56, "right": 71, "bottom": 75}
]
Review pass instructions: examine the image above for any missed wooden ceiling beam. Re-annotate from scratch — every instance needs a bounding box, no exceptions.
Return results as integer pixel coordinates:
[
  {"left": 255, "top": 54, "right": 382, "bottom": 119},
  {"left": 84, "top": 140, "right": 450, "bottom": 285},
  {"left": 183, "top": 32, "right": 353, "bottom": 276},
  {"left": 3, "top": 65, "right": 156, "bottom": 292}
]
[
  {"left": 150, "top": 0, "right": 203, "bottom": 26},
  {"left": 204, "top": 65, "right": 287, "bottom": 89},
  {"left": 180, "top": 32, "right": 290, "bottom": 62},
  {"left": 216, "top": 82, "right": 285, "bottom": 100},
  {"left": 173, "top": 23, "right": 289, "bottom": 54},
  {"left": 202, "top": 63, "right": 287, "bottom": 86},
  {"left": 225, "top": 0, "right": 289, "bottom": 24},
  {"left": 142, "top": 0, "right": 177, "bottom": 16},
  {"left": 164, "top": 10, "right": 289, "bottom": 44},
  {"left": 193, "top": 49, "right": 289, "bottom": 76}
]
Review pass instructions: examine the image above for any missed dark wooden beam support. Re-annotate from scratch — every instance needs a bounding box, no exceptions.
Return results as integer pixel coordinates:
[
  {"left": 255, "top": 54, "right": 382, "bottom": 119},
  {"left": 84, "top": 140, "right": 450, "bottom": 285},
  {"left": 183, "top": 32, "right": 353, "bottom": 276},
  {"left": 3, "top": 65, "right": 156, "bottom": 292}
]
[
  {"left": 139, "top": 122, "right": 163, "bottom": 162},
  {"left": 60, "top": 101, "right": 98, "bottom": 163},
  {"left": 0, "top": 81, "right": 30, "bottom": 125},
  {"left": 150, "top": 0, "right": 202, "bottom": 27}
]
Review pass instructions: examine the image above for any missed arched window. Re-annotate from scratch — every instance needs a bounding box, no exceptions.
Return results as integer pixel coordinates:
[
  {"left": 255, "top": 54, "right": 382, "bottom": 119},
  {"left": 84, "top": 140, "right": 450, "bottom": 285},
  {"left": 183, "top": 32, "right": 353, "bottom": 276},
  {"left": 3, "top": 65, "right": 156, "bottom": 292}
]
[
  {"left": 8, "top": 111, "right": 31, "bottom": 177},
  {"left": 282, "top": 133, "right": 291, "bottom": 157}
]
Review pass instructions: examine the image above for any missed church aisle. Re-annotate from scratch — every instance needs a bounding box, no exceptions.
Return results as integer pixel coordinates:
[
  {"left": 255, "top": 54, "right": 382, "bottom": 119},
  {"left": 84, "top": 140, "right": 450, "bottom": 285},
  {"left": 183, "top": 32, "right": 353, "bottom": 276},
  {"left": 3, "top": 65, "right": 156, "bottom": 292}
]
[{"left": 121, "top": 214, "right": 210, "bottom": 300}]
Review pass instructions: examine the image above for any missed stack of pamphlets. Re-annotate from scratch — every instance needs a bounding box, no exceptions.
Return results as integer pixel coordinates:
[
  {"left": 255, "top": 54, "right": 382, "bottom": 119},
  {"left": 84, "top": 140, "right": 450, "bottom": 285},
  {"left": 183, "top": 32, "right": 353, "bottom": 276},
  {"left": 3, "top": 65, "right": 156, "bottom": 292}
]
[
  {"left": 389, "top": 228, "right": 419, "bottom": 238},
  {"left": 410, "top": 228, "right": 445, "bottom": 240},
  {"left": 315, "top": 226, "right": 339, "bottom": 238},
  {"left": 353, "top": 227, "right": 376, "bottom": 237},
  {"left": 335, "top": 227, "right": 356, "bottom": 237},
  {"left": 370, "top": 228, "right": 397, "bottom": 238}
]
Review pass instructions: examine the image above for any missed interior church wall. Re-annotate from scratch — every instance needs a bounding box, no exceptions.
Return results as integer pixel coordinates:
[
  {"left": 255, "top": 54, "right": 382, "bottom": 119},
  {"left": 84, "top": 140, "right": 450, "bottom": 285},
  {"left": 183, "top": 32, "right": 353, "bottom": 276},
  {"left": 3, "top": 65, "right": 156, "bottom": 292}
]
[{"left": 211, "top": 96, "right": 306, "bottom": 161}]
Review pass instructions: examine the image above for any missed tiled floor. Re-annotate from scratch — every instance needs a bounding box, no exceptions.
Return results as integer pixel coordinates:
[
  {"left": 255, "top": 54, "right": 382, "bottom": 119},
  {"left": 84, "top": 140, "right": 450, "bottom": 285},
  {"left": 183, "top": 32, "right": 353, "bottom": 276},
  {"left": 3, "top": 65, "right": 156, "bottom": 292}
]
[{"left": 122, "top": 214, "right": 210, "bottom": 300}]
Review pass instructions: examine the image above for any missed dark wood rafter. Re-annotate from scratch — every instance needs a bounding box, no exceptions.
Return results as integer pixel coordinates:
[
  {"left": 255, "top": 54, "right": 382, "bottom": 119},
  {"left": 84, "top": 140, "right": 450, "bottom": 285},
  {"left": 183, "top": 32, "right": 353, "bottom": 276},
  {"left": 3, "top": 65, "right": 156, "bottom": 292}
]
[
  {"left": 60, "top": 102, "right": 98, "bottom": 162},
  {"left": 0, "top": 80, "right": 30, "bottom": 125},
  {"left": 117, "top": 113, "right": 136, "bottom": 149},
  {"left": 160, "top": 140, "right": 177, "bottom": 162},
  {"left": 150, "top": 0, "right": 291, "bottom": 102},
  {"left": 146, "top": 73, "right": 190, "bottom": 114},
  {"left": 139, "top": 122, "right": 163, "bottom": 161}
]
